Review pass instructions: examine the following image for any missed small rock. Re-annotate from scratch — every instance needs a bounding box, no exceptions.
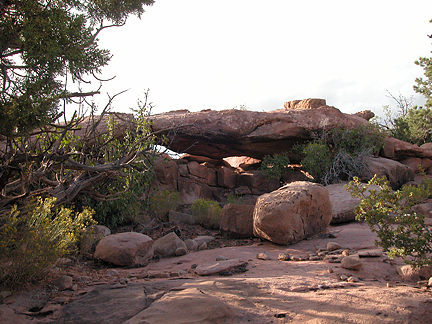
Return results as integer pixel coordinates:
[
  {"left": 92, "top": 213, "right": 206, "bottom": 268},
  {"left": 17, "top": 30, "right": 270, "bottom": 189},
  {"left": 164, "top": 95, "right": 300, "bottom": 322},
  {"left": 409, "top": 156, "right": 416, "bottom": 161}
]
[
  {"left": 278, "top": 253, "right": 290, "bottom": 261},
  {"left": 290, "top": 255, "right": 305, "bottom": 261},
  {"left": 327, "top": 268, "right": 333, "bottom": 274},
  {"left": 257, "top": 252, "right": 271, "bottom": 260},
  {"left": 317, "top": 251, "right": 327, "bottom": 257},
  {"left": 358, "top": 249, "right": 383, "bottom": 258},
  {"left": 175, "top": 247, "right": 187, "bottom": 256},
  {"left": 309, "top": 255, "right": 321, "bottom": 261},
  {"left": 194, "top": 236, "right": 215, "bottom": 245},
  {"left": 169, "top": 272, "right": 180, "bottom": 277},
  {"left": 340, "top": 275, "right": 349, "bottom": 281},
  {"left": 216, "top": 256, "right": 228, "bottom": 261},
  {"left": 106, "top": 269, "right": 119, "bottom": 276},
  {"left": 56, "top": 258, "right": 73, "bottom": 266},
  {"left": 184, "top": 239, "right": 198, "bottom": 251},
  {"left": 327, "top": 242, "right": 341, "bottom": 252},
  {"left": 347, "top": 276, "right": 360, "bottom": 282},
  {"left": 341, "top": 256, "right": 362, "bottom": 270},
  {"left": 342, "top": 249, "right": 350, "bottom": 257},
  {"left": 52, "top": 275, "right": 73, "bottom": 291},
  {"left": 198, "top": 242, "right": 208, "bottom": 250},
  {"left": 191, "top": 263, "right": 198, "bottom": 269},
  {"left": 428, "top": 277, "right": 432, "bottom": 287}
]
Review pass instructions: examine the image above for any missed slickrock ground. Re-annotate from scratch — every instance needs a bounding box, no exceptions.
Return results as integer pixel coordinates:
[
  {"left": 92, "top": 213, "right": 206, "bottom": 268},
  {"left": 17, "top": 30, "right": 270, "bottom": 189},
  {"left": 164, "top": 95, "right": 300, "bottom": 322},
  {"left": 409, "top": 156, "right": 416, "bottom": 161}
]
[{"left": 1, "top": 222, "right": 432, "bottom": 324}]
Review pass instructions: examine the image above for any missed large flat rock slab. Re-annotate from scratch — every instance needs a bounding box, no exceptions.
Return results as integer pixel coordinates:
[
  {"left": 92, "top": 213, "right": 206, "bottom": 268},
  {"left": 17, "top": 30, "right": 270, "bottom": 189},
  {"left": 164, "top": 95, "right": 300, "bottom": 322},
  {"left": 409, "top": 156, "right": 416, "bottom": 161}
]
[
  {"left": 149, "top": 104, "right": 367, "bottom": 161},
  {"left": 195, "top": 259, "right": 247, "bottom": 276}
]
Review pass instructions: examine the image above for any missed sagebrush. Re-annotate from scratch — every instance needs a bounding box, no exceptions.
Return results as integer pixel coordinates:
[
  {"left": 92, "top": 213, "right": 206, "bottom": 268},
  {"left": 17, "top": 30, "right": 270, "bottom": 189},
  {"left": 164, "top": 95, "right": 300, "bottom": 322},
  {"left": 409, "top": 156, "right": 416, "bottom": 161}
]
[{"left": 0, "top": 197, "right": 95, "bottom": 289}]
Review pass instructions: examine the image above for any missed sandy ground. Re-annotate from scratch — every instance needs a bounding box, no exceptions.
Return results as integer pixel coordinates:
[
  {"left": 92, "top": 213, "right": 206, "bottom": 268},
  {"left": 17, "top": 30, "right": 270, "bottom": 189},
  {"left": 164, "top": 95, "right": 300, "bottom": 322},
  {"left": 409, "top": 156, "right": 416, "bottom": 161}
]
[{"left": 1, "top": 222, "right": 432, "bottom": 324}]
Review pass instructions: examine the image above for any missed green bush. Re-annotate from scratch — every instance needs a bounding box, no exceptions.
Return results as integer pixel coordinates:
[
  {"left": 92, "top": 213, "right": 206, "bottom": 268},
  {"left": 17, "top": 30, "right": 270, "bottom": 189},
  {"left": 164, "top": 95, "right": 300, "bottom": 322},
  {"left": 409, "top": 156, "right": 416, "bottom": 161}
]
[
  {"left": 346, "top": 175, "right": 432, "bottom": 268},
  {"left": 301, "top": 142, "right": 332, "bottom": 183},
  {"left": 149, "top": 190, "right": 182, "bottom": 222},
  {"left": 0, "top": 197, "right": 96, "bottom": 289},
  {"left": 191, "top": 199, "right": 222, "bottom": 229},
  {"left": 259, "top": 152, "right": 291, "bottom": 180},
  {"left": 301, "top": 124, "right": 385, "bottom": 185},
  {"left": 78, "top": 169, "right": 155, "bottom": 228}
]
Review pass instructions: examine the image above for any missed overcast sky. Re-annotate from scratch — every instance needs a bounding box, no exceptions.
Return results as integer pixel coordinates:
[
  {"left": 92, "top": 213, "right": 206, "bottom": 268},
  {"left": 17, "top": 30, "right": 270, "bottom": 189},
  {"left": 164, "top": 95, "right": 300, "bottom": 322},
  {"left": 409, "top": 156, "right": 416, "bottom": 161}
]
[{"left": 91, "top": 1, "right": 432, "bottom": 117}]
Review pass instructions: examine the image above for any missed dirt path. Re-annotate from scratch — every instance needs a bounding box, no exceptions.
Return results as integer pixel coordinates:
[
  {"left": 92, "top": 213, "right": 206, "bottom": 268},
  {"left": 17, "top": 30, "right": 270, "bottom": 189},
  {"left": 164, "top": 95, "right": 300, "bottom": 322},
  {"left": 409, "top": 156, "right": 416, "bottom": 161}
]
[{"left": 1, "top": 222, "right": 431, "bottom": 323}]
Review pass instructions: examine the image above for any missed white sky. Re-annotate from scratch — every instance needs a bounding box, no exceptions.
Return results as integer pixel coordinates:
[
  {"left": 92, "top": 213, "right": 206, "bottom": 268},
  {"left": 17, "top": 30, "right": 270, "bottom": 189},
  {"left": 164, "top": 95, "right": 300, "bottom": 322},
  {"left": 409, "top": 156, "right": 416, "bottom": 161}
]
[{"left": 90, "top": 0, "right": 432, "bottom": 117}]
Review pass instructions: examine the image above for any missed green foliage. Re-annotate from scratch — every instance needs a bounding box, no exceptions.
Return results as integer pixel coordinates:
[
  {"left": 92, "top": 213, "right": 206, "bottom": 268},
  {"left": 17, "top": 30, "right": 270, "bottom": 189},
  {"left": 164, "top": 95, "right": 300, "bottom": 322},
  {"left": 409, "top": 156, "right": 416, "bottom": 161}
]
[
  {"left": 329, "top": 123, "right": 385, "bottom": 156},
  {"left": 346, "top": 175, "right": 432, "bottom": 268},
  {"left": 226, "top": 194, "right": 244, "bottom": 205},
  {"left": 301, "top": 143, "right": 332, "bottom": 183},
  {"left": 259, "top": 152, "right": 291, "bottom": 180},
  {"left": 149, "top": 190, "right": 182, "bottom": 222},
  {"left": 191, "top": 199, "right": 222, "bottom": 230},
  {"left": 392, "top": 107, "right": 432, "bottom": 145},
  {"left": 301, "top": 124, "right": 385, "bottom": 185},
  {"left": 0, "top": 197, "right": 96, "bottom": 289},
  {"left": 0, "top": 0, "right": 154, "bottom": 137}
]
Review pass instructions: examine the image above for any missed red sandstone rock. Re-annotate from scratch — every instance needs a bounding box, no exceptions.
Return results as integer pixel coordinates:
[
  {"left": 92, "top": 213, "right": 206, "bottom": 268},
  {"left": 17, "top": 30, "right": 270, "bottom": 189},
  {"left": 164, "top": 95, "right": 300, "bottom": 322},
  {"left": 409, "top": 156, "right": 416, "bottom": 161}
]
[
  {"left": 253, "top": 181, "right": 332, "bottom": 245},
  {"left": 149, "top": 102, "right": 368, "bottom": 161},
  {"left": 220, "top": 204, "right": 255, "bottom": 238}
]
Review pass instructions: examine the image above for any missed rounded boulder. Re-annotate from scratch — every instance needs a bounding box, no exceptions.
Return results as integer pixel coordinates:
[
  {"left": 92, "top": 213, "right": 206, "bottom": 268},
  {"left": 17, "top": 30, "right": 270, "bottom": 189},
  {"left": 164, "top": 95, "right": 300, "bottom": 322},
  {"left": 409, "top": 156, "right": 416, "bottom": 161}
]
[
  {"left": 253, "top": 181, "right": 332, "bottom": 245},
  {"left": 94, "top": 232, "right": 154, "bottom": 267}
]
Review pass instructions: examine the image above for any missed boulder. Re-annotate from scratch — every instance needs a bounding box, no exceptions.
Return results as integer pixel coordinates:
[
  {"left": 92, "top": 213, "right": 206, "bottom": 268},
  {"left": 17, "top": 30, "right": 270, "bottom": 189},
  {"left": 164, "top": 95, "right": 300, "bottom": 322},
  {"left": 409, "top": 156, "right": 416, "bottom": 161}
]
[
  {"left": 413, "top": 200, "right": 432, "bottom": 218},
  {"left": 400, "top": 157, "right": 423, "bottom": 173},
  {"left": 381, "top": 137, "right": 432, "bottom": 160},
  {"left": 220, "top": 204, "right": 255, "bottom": 238},
  {"left": 177, "top": 177, "right": 214, "bottom": 204},
  {"left": 80, "top": 225, "right": 111, "bottom": 254},
  {"left": 187, "top": 161, "right": 217, "bottom": 186},
  {"left": 283, "top": 98, "right": 327, "bottom": 110},
  {"left": 223, "top": 156, "right": 261, "bottom": 171},
  {"left": 351, "top": 110, "right": 375, "bottom": 121},
  {"left": 217, "top": 166, "right": 238, "bottom": 189},
  {"left": 341, "top": 256, "right": 362, "bottom": 270},
  {"left": 238, "top": 170, "right": 280, "bottom": 195},
  {"left": 149, "top": 101, "right": 368, "bottom": 161},
  {"left": 420, "top": 143, "right": 432, "bottom": 151},
  {"left": 397, "top": 265, "right": 432, "bottom": 281},
  {"left": 94, "top": 232, "right": 154, "bottom": 267},
  {"left": 154, "top": 154, "right": 179, "bottom": 191},
  {"left": 153, "top": 232, "right": 187, "bottom": 258},
  {"left": 326, "top": 183, "right": 381, "bottom": 224},
  {"left": 253, "top": 181, "right": 332, "bottom": 245},
  {"left": 360, "top": 156, "right": 414, "bottom": 190}
]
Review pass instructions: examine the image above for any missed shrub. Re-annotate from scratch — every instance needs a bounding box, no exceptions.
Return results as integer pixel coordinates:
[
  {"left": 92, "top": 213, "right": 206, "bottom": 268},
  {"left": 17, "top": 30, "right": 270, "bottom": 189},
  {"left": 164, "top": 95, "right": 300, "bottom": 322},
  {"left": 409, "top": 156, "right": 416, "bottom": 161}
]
[
  {"left": 0, "top": 197, "right": 96, "bottom": 289},
  {"left": 330, "top": 123, "right": 385, "bottom": 156},
  {"left": 149, "top": 190, "right": 182, "bottom": 222},
  {"left": 301, "top": 142, "right": 332, "bottom": 183},
  {"left": 346, "top": 175, "right": 432, "bottom": 268},
  {"left": 301, "top": 124, "right": 385, "bottom": 185},
  {"left": 191, "top": 199, "right": 222, "bottom": 229},
  {"left": 259, "top": 152, "right": 291, "bottom": 181}
]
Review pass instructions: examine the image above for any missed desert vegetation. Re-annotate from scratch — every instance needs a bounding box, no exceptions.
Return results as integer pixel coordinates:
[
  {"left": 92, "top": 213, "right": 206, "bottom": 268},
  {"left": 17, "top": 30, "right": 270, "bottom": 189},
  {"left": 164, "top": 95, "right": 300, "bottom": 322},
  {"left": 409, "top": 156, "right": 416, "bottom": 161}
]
[{"left": 1, "top": 0, "right": 432, "bottom": 295}]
